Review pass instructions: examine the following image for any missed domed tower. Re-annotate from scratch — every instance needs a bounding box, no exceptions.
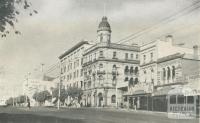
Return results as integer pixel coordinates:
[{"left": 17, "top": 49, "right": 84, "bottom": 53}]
[{"left": 97, "top": 16, "right": 111, "bottom": 44}]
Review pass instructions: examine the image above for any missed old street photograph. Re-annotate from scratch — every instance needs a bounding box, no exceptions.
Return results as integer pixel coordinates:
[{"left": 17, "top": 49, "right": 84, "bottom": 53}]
[{"left": 0, "top": 0, "right": 200, "bottom": 123}]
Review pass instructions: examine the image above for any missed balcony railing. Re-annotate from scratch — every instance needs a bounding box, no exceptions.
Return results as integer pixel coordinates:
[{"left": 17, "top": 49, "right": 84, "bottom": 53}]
[{"left": 97, "top": 70, "right": 106, "bottom": 75}]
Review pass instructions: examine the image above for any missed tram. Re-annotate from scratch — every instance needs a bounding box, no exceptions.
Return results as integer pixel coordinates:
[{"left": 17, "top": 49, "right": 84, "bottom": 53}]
[{"left": 167, "top": 86, "right": 199, "bottom": 119}]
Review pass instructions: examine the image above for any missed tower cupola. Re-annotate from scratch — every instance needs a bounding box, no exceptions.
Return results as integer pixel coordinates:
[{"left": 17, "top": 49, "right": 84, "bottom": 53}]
[{"left": 97, "top": 16, "right": 111, "bottom": 44}]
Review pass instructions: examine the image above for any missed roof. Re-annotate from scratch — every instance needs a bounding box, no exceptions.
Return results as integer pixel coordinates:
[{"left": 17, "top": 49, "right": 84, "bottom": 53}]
[
  {"left": 97, "top": 16, "right": 111, "bottom": 32},
  {"left": 84, "top": 42, "right": 139, "bottom": 55},
  {"left": 157, "top": 53, "right": 184, "bottom": 63},
  {"left": 59, "top": 41, "right": 89, "bottom": 59}
]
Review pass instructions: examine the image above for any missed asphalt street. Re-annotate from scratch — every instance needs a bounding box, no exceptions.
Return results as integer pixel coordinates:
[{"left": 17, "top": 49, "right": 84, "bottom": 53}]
[{"left": 0, "top": 107, "right": 199, "bottom": 123}]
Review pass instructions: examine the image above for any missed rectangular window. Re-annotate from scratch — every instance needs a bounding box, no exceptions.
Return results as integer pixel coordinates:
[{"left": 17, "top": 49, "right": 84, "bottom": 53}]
[
  {"left": 170, "top": 95, "right": 176, "bottom": 104},
  {"left": 136, "top": 54, "right": 138, "bottom": 59},
  {"left": 81, "top": 69, "right": 83, "bottom": 76},
  {"left": 99, "top": 51, "right": 104, "bottom": 57},
  {"left": 125, "top": 53, "right": 128, "bottom": 60},
  {"left": 177, "top": 95, "right": 185, "bottom": 104},
  {"left": 77, "top": 60, "right": 79, "bottom": 66},
  {"left": 143, "top": 55, "right": 146, "bottom": 63},
  {"left": 77, "top": 70, "right": 79, "bottom": 77},
  {"left": 81, "top": 58, "right": 83, "bottom": 65},
  {"left": 151, "top": 52, "right": 153, "bottom": 61},
  {"left": 94, "top": 53, "right": 97, "bottom": 60},
  {"left": 113, "top": 52, "right": 117, "bottom": 58},
  {"left": 74, "top": 72, "right": 76, "bottom": 78},
  {"left": 130, "top": 54, "right": 133, "bottom": 59},
  {"left": 187, "top": 96, "right": 194, "bottom": 104}
]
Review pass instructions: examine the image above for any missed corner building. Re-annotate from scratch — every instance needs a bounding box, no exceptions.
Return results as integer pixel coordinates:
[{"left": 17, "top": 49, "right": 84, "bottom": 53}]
[{"left": 81, "top": 17, "right": 140, "bottom": 107}]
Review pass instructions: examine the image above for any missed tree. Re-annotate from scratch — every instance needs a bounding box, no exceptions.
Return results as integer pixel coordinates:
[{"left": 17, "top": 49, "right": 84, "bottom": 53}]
[
  {"left": 33, "top": 90, "right": 51, "bottom": 104},
  {"left": 52, "top": 88, "right": 68, "bottom": 103},
  {"left": 6, "top": 97, "right": 14, "bottom": 105},
  {"left": 0, "top": 0, "right": 37, "bottom": 37},
  {"left": 67, "top": 87, "right": 83, "bottom": 102}
]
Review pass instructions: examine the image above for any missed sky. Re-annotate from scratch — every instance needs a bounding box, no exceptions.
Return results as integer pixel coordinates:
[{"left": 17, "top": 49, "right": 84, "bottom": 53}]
[{"left": 0, "top": 0, "right": 200, "bottom": 97}]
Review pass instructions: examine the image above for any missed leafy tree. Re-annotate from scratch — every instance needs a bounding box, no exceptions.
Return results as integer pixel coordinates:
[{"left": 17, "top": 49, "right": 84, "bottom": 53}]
[
  {"left": 0, "top": 0, "right": 37, "bottom": 37},
  {"left": 67, "top": 87, "right": 83, "bottom": 102},
  {"left": 6, "top": 95, "right": 27, "bottom": 106},
  {"left": 6, "top": 97, "right": 14, "bottom": 105},
  {"left": 33, "top": 90, "right": 51, "bottom": 104},
  {"left": 52, "top": 88, "right": 68, "bottom": 103}
]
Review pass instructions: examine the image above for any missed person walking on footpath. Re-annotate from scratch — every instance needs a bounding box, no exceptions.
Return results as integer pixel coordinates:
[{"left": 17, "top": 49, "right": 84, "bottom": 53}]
[{"left": 27, "top": 100, "right": 31, "bottom": 109}]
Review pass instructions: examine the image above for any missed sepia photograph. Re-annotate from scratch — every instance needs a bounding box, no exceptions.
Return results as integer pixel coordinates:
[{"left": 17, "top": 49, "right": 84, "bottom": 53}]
[{"left": 0, "top": 0, "right": 200, "bottom": 123}]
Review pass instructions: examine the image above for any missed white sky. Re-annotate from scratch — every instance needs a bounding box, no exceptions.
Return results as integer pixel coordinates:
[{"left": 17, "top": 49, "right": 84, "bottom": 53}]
[{"left": 0, "top": 0, "right": 200, "bottom": 96}]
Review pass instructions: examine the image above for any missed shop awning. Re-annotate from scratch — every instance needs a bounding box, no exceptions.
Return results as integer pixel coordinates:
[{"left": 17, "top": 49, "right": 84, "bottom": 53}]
[
  {"left": 123, "top": 90, "right": 150, "bottom": 96},
  {"left": 153, "top": 86, "right": 173, "bottom": 96}
]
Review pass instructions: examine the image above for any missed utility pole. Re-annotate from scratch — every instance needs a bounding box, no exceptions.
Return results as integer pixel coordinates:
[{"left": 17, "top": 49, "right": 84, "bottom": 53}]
[
  {"left": 57, "top": 63, "right": 61, "bottom": 110},
  {"left": 41, "top": 63, "right": 45, "bottom": 72},
  {"left": 25, "top": 72, "right": 31, "bottom": 104}
]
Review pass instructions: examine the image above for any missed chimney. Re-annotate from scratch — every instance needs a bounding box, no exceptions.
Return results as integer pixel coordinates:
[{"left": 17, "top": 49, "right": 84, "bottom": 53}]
[
  {"left": 193, "top": 45, "right": 199, "bottom": 59},
  {"left": 165, "top": 35, "right": 173, "bottom": 45}
]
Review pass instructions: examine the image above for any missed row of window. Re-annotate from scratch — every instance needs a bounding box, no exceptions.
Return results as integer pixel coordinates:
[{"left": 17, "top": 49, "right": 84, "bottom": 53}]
[
  {"left": 124, "top": 66, "right": 139, "bottom": 74},
  {"left": 143, "top": 52, "right": 154, "bottom": 64},
  {"left": 61, "top": 47, "right": 84, "bottom": 62},
  {"left": 170, "top": 95, "right": 194, "bottom": 104},
  {"left": 61, "top": 59, "right": 83, "bottom": 74},
  {"left": 66, "top": 69, "right": 83, "bottom": 81},
  {"left": 84, "top": 51, "right": 139, "bottom": 64},
  {"left": 162, "top": 66, "right": 176, "bottom": 80}
]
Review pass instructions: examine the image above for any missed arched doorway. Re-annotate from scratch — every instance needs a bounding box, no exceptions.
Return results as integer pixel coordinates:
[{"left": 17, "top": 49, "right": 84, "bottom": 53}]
[{"left": 98, "top": 93, "right": 103, "bottom": 107}]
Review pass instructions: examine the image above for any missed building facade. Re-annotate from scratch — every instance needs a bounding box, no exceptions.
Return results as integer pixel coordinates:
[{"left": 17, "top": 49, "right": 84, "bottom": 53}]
[
  {"left": 59, "top": 41, "right": 93, "bottom": 89},
  {"left": 81, "top": 16, "right": 140, "bottom": 107},
  {"left": 125, "top": 35, "right": 200, "bottom": 112},
  {"left": 58, "top": 16, "right": 200, "bottom": 115}
]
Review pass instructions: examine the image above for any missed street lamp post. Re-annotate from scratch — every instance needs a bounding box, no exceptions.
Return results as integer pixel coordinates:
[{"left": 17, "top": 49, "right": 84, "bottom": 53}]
[{"left": 57, "top": 80, "right": 61, "bottom": 110}]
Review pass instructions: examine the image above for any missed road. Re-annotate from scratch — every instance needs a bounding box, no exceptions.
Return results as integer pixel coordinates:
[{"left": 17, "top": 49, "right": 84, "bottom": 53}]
[{"left": 0, "top": 107, "right": 199, "bottom": 123}]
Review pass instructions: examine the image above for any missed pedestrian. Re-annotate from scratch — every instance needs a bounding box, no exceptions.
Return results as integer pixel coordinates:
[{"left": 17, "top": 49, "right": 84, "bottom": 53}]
[{"left": 27, "top": 100, "right": 31, "bottom": 109}]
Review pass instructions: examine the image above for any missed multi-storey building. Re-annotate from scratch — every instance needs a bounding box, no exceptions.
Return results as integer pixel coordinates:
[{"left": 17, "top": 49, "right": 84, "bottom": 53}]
[
  {"left": 57, "top": 16, "right": 199, "bottom": 115},
  {"left": 126, "top": 35, "right": 200, "bottom": 112},
  {"left": 58, "top": 41, "right": 93, "bottom": 89},
  {"left": 81, "top": 16, "right": 140, "bottom": 107}
]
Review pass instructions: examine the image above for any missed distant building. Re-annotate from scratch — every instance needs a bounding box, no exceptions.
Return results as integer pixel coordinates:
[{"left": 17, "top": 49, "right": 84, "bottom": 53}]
[{"left": 23, "top": 63, "right": 60, "bottom": 106}]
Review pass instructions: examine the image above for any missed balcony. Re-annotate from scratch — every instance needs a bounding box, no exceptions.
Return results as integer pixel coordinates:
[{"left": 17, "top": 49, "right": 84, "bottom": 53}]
[
  {"left": 117, "top": 81, "right": 129, "bottom": 88},
  {"left": 156, "top": 76, "right": 188, "bottom": 88},
  {"left": 97, "top": 70, "right": 106, "bottom": 75}
]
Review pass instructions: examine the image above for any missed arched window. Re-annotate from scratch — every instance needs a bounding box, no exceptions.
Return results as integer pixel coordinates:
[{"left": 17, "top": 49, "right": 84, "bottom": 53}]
[
  {"left": 151, "top": 68, "right": 154, "bottom": 73},
  {"left": 125, "top": 77, "right": 129, "bottom": 81},
  {"left": 129, "top": 78, "right": 134, "bottom": 86},
  {"left": 124, "top": 66, "right": 129, "bottom": 73},
  {"left": 130, "top": 67, "right": 134, "bottom": 74},
  {"left": 111, "top": 95, "right": 116, "bottom": 103},
  {"left": 172, "top": 66, "right": 175, "bottom": 79},
  {"left": 135, "top": 78, "right": 139, "bottom": 84},
  {"left": 100, "top": 34, "right": 103, "bottom": 42},
  {"left": 99, "top": 63, "right": 103, "bottom": 68},
  {"left": 163, "top": 68, "right": 166, "bottom": 80},
  {"left": 113, "top": 64, "right": 116, "bottom": 69},
  {"left": 135, "top": 67, "right": 138, "bottom": 74},
  {"left": 167, "top": 67, "right": 171, "bottom": 80}
]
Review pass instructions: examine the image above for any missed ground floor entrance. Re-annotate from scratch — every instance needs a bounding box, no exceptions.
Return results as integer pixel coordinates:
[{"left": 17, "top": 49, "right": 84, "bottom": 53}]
[{"left": 81, "top": 88, "right": 116, "bottom": 107}]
